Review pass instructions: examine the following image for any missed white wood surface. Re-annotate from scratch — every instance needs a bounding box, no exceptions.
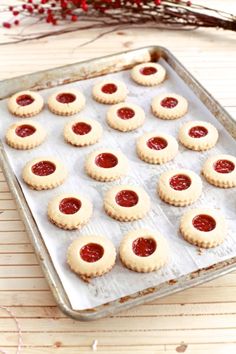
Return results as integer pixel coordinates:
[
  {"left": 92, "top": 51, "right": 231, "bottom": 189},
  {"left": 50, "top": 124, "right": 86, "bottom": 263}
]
[{"left": 0, "top": 1, "right": 236, "bottom": 352}]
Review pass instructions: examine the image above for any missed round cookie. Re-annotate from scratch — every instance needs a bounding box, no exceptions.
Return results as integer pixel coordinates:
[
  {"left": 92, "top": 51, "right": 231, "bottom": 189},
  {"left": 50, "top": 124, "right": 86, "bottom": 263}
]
[
  {"left": 119, "top": 228, "right": 168, "bottom": 273},
  {"left": 104, "top": 185, "right": 151, "bottom": 222},
  {"left": 202, "top": 154, "right": 236, "bottom": 188},
  {"left": 67, "top": 235, "right": 116, "bottom": 278},
  {"left": 64, "top": 117, "right": 102, "bottom": 147},
  {"left": 179, "top": 120, "right": 219, "bottom": 151},
  {"left": 136, "top": 131, "right": 178, "bottom": 164},
  {"left": 131, "top": 62, "right": 166, "bottom": 86},
  {"left": 22, "top": 157, "right": 67, "bottom": 190},
  {"left": 157, "top": 169, "right": 202, "bottom": 206},
  {"left": 5, "top": 120, "right": 46, "bottom": 150},
  {"left": 180, "top": 208, "right": 227, "bottom": 248},
  {"left": 48, "top": 193, "right": 93, "bottom": 230},
  {"left": 152, "top": 93, "right": 188, "bottom": 120},
  {"left": 7, "top": 90, "right": 44, "bottom": 118},
  {"left": 92, "top": 79, "right": 128, "bottom": 104},
  {"left": 48, "top": 89, "right": 85, "bottom": 116},
  {"left": 106, "top": 102, "right": 145, "bottom": 132},
  {"left": 85, "top": 148, "right": 128, "bottom": 182}
]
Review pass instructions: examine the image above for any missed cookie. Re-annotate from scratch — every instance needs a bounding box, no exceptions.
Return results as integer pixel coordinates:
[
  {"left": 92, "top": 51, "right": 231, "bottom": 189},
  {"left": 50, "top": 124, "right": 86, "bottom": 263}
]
[
  {"left": 179, "top": 120, "right": 219, "bottom": 151},
  {"left": 5, "top": 120, "right": 46, "bottom": 150},
  {"left": 85, "top": 148, "right": 128, "bottom": 182},
  {"left": 48, "top": 89, "right": 85, "bottom": 116},
  {"left": 22, "top": 157, "right": 67, "bottom": 190},
  {"left": 92, "top": 79, "right": 128, "bottom": 104},
  {"left": 7, "top": 90, "right": 44, "bottom": 118},
  {"left": 180, "top": 208, "right": 227, "bottom": 248},
  {"left": 104, "top": 185, "right": 151, "bottom": 222},
  {"left": 48, "top": 193, "right": 93, "bottom": 230},
  {"left": 67, "top": 235, "right": 116, "bottom": 278},
  {"left": 131, "top": 62, "right": 166, "bottom": 86},
  {"left": 106, "top": 102, "right": 145, "bottom": 132},
  {"left": 119, "top": 228, "right": 168, "bottom": 273},
  {"left": 158, "top": 169, "right": 202, "bottom": 206},
  {"left": 152, "top": 93, "right": 188, "bottom": 120},
  {"left": 202, "top": 154, "right": 236, "bottom": 188},
  {"left": 64, "top": 117, "right": 103, "bottom": 147},
  {"left": 136, "top": 131, "right": 178, "bottom": 164}
]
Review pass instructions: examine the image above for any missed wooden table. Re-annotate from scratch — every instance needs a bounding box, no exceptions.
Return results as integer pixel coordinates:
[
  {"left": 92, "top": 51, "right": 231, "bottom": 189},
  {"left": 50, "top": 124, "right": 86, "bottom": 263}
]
[{"left": 0, "top": 1, "right": 236, "bottom": 352}]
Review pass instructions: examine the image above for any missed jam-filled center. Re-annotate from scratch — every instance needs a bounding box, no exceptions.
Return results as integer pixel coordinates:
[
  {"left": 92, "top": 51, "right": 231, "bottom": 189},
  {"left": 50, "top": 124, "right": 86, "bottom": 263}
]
[
  {"left": 31, "top": 161, "right": 56, "bottom": 176},
  {"left": 132, "top": 237, "right": 156, "bottom": 257},
  {"left": 16, "top": 94, "right": 34, "bottom": 106},
  {"left": 59, "top": 198, "right": 81, "bottom": 215},
  {"left": 214, "top": 159, "right": 235, "bottom": 174},
  {"left": 161, "top": 97, "right": 178, "bottom": 109},
  {"left": 147, "top": 137, "right": 168, "bottom": 150},
  {"left": 15, "top": 124, "right": 36, "bottom": 138},
  {"left": 192, "top": 214, "right": 216, "bottom": 232},
  {"left": 117, "top": 107, "right": 135, "bottom": 120},
  {"left": 80, "top": 243, "right": 104, "bottom": 263},
  {"left": 140, "top": 66, "right": 157, "bottom": 76},
  {"left": 95, "top": 153, "right": 118, "bottom": 168},
  {"left": 101, "top": 83, "right": 117, "bottom": 94},
  {"left": 115, "top": 190, "right": 139, "bottom": 207},
  {"left": 189, "top": 126, "right": 208, "bottom": 138},
  {"left": 72, "top": 122, "right": 92, "bottom": 135},
  {"left": 169, "top": 174, "right": 191, "bottom": 191},
  {"left": 56, "top": 93, "right": 76, "bottom": 104}
]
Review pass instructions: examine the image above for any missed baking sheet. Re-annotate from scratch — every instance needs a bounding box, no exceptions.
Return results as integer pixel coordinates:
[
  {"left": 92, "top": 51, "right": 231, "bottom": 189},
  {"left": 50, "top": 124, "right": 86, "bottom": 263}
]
[{"left": 0, "top": 58, "right": 236, "bottom": 311}]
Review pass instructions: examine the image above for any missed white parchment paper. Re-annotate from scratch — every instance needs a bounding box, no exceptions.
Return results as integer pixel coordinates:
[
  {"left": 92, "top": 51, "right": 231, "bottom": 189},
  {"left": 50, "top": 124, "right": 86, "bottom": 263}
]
[{"left": 0, "top": 59, "right": 236, "bottom": 310}]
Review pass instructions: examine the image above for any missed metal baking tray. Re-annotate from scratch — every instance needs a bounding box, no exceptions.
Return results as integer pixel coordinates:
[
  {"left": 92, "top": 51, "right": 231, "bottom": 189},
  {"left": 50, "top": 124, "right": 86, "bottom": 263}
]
[{"left": 0, "top": 46, "right": 236, "bottom": 321}]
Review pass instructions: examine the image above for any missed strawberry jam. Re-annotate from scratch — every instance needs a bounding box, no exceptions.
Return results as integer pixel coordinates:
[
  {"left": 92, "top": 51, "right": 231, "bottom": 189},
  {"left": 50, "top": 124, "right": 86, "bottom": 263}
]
[
  {"left": 189, "top": 126, "right": 208, "bottom": 138},
  {"left": 80, "top": 243, "right": 104, "bottom": 263},
  {"left": 95, "top": 153, "right": 118, "bottom": 168},
  {"left": 31, "top": 161, "right": 56, "bottom": 176},
  {"left": 56, "top": 93, "right": 76, "bottom": 103},
  {"left": 72, "top": 122, "right": 92, "bottom": 135},
  {"left": 15, "top": 124, "right": 36, "bottom": 137},
  {"left": 117, "top": 107, "right": 135, "bottom": 120},
  {"left": 161, "top": 97, "right": 178, "bottom": 109},
  {"left": 115, "top": 190, "right": 138, "bottom": 207},
  {"left": 101, "top": 83, "right": 117, "bottom": 94},
  {"left": 59, "top": 198, "right": 81, "bottom": 215},
  {"left": 214, "top": 160, "right": 235, "bottom": 174},
  {"left": 147, "top": 137, "right": 168, "bottom": 150},
  {"left": 169, "top": 174, "right": 191, "bottom": 191},
  {"left": 140, "top": 66, "right": 157, "bottom": 76},
  {"left": 16, "top": 94, "right": 34, "bottom": 106},
  {"left": 192, "top": 214, "right": 216, "bottom": 232},
  {"left": 132, "top": 237, "right": 156, "bottom": 257}
]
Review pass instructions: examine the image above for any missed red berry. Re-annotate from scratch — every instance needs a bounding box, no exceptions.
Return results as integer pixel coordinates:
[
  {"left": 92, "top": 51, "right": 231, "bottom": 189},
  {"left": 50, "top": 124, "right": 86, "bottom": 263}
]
[
  {"left": 187, "top": 1, "right": 192, "bottom": 5},
  {"left": 9, "top": 6, "right": 14, "bottom": 11},
  {"left": 14, "top": 20, "right": 20, "bottom": 25},
  {"left": 22, "top": 4, "right": 27, "bottom": 9},
  {"left": 38, "top": 7, "right": 45, "bottom": 14},
  {"left": 71, "top": 14, "right": 77, "bottom": 21},
  {"left": 13, "top": 11, "right": 19, "bottom": 16},
  {"left": 3, "top": 22, "right": 11, "bottom": 29}
]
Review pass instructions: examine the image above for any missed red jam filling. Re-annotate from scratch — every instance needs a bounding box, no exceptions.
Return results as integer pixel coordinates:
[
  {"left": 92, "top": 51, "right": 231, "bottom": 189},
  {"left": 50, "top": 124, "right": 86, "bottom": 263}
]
[
  {"left": 192, "top": 214, "right": 216, "bottom": 232},
  {"left": 115, "top": 190, "right": 138, "bottom": 207},
  {"left": 31, "top": 161, "right": 56, "bottom": 176},
  {"left": 80, "top": 243, "right": 104, "bottom": 263},
  {"left": 161, "top": 97, "right": 178, "bottom": 109},
  {"left": 59, "top": 198, "right": 81, "bottom": 215},
  {"left": 117, "top": 107, "right": 135, "bottom": 120},
  {"left": 140, "top": 66, "right": 157, "bottom": 76},
  {"left": 95, "top": 153, "right": 118, "bottom": 168},
  {"left": 169, "top": 174, "right": 191, "bottom": 191},
  {"left": 56, "top": 93, "right": 76, "bottom": 104},
  {"left": 101, "top": 83, "right": 117, "bottom": 94},
  {"left": 16, "top": 94, "right": 34, "bottom": 106},
  {"left": 214, "top": 159, "right": 235, "bottom": 174},
  {"left": 189, "top": 126, "right": 208, "bottom": 138},
  {"left": 72, "top": 122, "right": 92, "bottom": 135},
  {"left": 147, "top": 137, "right": 168, "bottom": 150},
  {"left": 132, "top": 237, "right": 156, "bottom": 257},
  {"left": 15, "top": 124, "right": 36, "bottom": 138}
]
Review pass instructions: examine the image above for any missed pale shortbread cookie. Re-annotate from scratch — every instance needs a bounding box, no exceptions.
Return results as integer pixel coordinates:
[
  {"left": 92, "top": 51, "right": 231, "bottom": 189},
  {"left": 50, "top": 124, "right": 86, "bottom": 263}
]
[
  {"left": 180, "top": 208, "right": 227, "bottom": 248},
  {"left": 179, "top": 120, "right": 219, "bottom": 151},
  {"left": 48, "top": 89, "right": 85, "bottom": 116},
  {"left": 5, "top": 120, "right": 46, "bottom": 150},
  {"left": 67, "top": 235, "right": 116, "bottom": 278},
  {"left": 152, "top": 93, "right": 188, "bottom": 120},
  {"left": 158, "top": 169, "right": 202, "bottom": 206},
  {"left": 64, "top": 117, "right": 102, "bottom": 147},
  {"left": 7, "top": 90, "right": 44, "bottom": 118},
  {"left": 136, "top": 132, "right": 178, "bottom": 164},
  {"left": 131, "top": 62, "right": 166, "bottom": 86},
  {"left": 48, "top": 193, "right": 93, "bottom": 230},
  {"left": 85, "top": 148, "right": 128, "bottom": 182},
  {"left": 22, "top": 157, "right": 67, "bottom": 190},
  {"left": 119, "top": 228, "right": 168, "bottom": 273},
  {"left": 104, "top": 185, "right": 151, "bottom": 222},
  {"left": 106, "top": 102, "right": 145, "bottom": 132},
  {"left": 202, "top": 154, "right": 236, "bottom": 188},
  {"left": 92, "top": 79, "right": 128, "bottom": 104}
]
